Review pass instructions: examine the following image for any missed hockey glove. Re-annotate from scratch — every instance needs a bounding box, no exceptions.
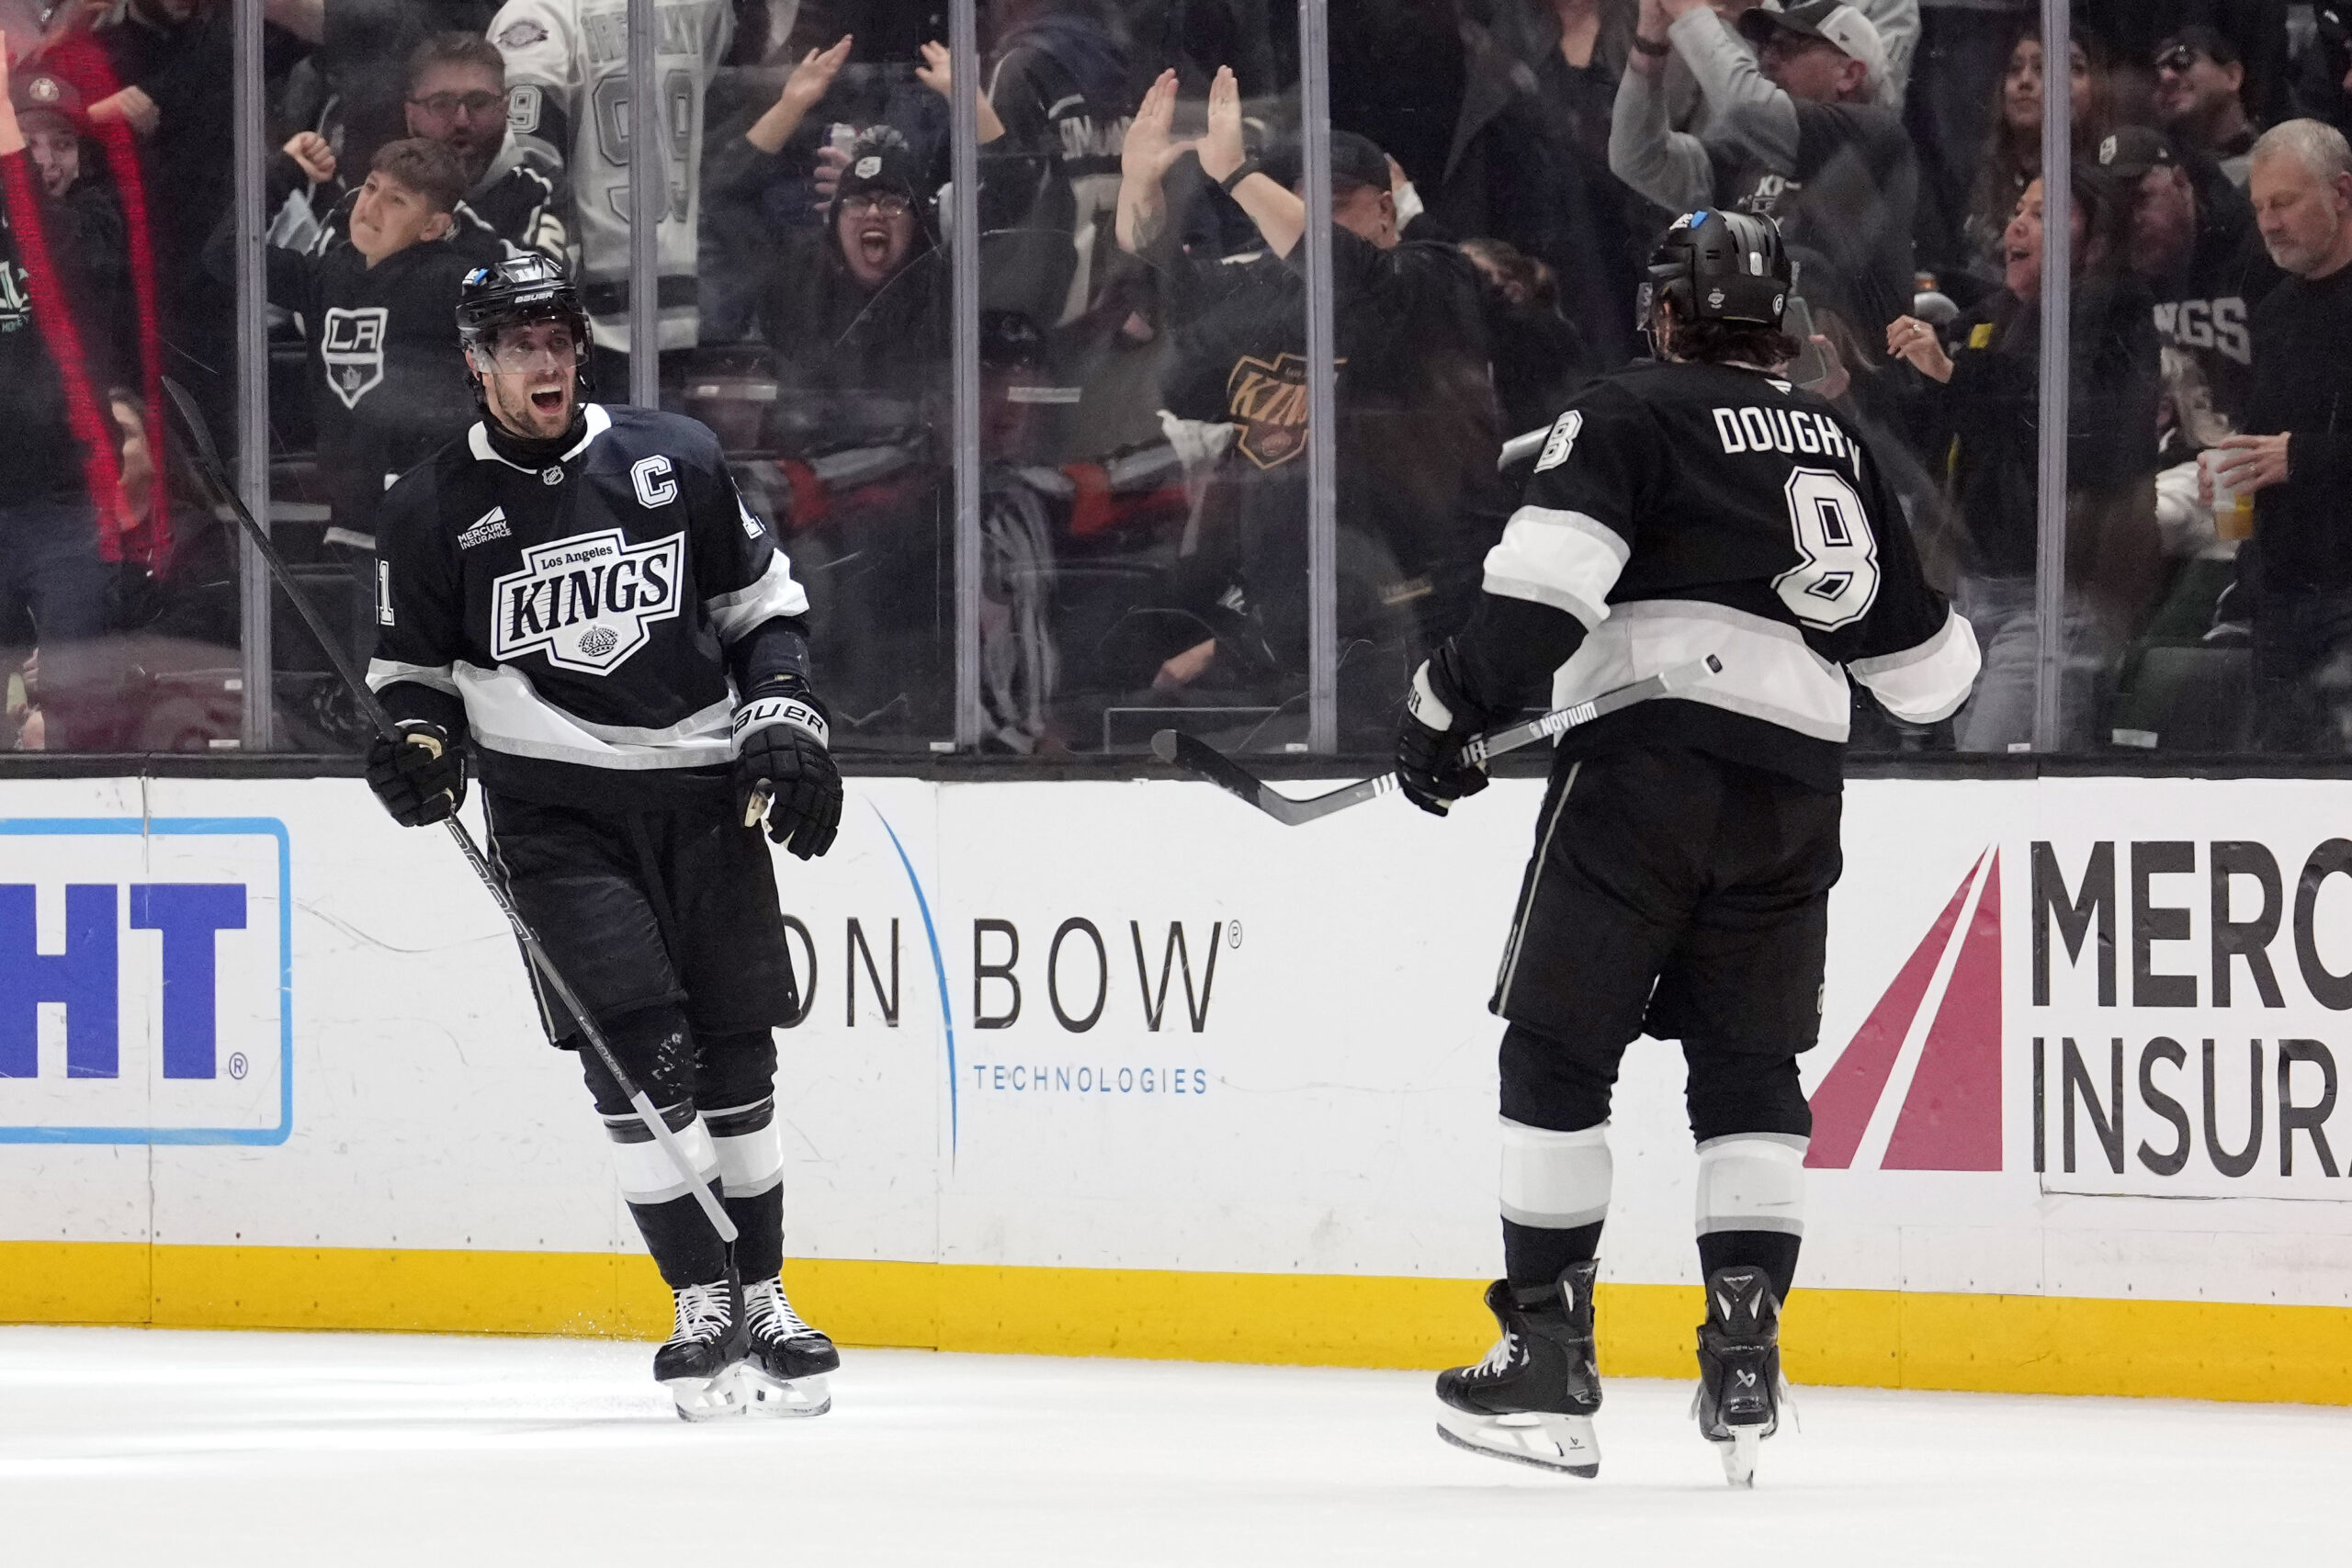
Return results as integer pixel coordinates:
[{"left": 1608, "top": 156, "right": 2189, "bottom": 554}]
[
  {"left": 1396, "top": 646, "right": 1495, "bottom": 818},
  {"left": 364, "top": 723, "right": 467, "bottom": 828},
  {"left": 733, "top": 681, "right": 842, "bottom": 860}
]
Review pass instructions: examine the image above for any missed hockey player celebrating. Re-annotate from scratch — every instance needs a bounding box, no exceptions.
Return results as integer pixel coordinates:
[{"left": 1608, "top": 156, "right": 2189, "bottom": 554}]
[
  {"left": 364, "top": 254, "right": 844, "bottom": 1420},
  {"left": 1399, "top": 211, "right": 1981, "bottom": 1484}
]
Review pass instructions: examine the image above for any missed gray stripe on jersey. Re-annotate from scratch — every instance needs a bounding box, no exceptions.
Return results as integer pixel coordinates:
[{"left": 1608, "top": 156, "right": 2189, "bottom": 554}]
[
  {"left": 1848, "top": 607, "right": 1981, "bottom": 725},
  {"left": 365, "top": 658, "right": 460, "bottom": 696},
  {"left": 458, "top": 661, "right": 736, "bottom": 770},
  {"left": 707, "top": 550, "right": 811, "bottom": 641},
  {"left": 1481, "top": 504, "right": 1629, "bottom": 631},
  {"left": 1553, "top": 600, "right": 1852, "bottom": 742},
  {"left": 1483, "top": 572, "right": 1607, "bottom": 630}
]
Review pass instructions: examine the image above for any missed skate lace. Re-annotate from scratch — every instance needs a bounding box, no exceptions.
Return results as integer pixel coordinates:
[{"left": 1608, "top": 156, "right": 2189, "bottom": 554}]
[
  {"left": 1474, "top": 1329, "right": 1521, "bottom": 1378},
  {"left": 668, "top": 1281, "right": 733, "bottom": 1347},
  {"left": 744, "top": 1278, "right": 816, "bottom": 1342}
]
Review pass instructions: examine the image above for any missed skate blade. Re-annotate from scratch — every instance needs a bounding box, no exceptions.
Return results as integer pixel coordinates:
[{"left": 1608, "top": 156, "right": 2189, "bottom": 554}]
[
  {"left": 1434, "top": 1408, "right": 1600, "bottom": 1478},
  {"left": 734, "top": 1363, "right": 832, "bottom": 1418},
  {"left": 666, "top": 1372, "right": 749, "bottom": 1422},
  {"left": 1716, "top": 1426, "right": 1762, "bottom": 1488}
]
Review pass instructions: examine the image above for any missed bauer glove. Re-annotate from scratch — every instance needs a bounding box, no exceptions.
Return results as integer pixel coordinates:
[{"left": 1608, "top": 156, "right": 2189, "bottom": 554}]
[
  {"left": 733, "top": 680, "right": 842, "bottom": 859},
  {"left": 1396, "top": 646, "right": 1494, "bottom": 818},
  {"left": 364, "top": 723, "right": 466, "bottom": 828}
]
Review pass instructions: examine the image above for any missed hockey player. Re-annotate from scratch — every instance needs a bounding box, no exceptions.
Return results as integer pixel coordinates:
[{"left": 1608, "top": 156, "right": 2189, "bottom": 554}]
[
  {"left": 488, "top": 0, "right": 732, "bottom": 387},
  {"left": 363, "top": 254, "right": 845, "bottom": 1421},
  {"left": 1398, "top": 210, "right": 1981, "bottom": 1485}
]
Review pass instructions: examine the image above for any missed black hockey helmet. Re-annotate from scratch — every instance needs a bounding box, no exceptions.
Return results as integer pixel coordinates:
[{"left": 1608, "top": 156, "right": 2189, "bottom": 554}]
[
  {"left": 1640, "top": 209, "right": 1792, "bottom": 333},
  {"left": 456, "top": 253, "right": 593, "bottom": 397}
]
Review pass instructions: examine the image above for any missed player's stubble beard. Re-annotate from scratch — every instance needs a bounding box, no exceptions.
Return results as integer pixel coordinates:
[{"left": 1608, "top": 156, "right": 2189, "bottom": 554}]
[{"left": 482, "top": 367, "right": 577, "bottom": 444}]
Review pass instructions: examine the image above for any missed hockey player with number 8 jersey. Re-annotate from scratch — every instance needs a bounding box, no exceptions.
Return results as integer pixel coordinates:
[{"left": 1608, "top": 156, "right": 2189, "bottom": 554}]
[
  {"left": 489, "top": 0, "right": 732, "bottom": 356},
  {"left": 1396, "top": 210, "right": 1980, "bottom": 1486}
]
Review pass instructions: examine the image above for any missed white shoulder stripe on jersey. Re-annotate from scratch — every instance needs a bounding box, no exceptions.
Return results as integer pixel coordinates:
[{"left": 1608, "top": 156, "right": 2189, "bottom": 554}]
[
  {"left": 1554, "top": 599, "right": 1851, "bottom": 742},
  {"left": 456, "top": 662, "right": 737, "bottom": 771},
  {"left": 705, "top": 549, "right": 811, "bottom": 641},
  {"left": 365, "top": 658, "right": 459, "bottom": 696},
  {"left": 1849, "top": 606, "right": 1982, "bottom": 725},
  {"left": 1480, "top": 505, "right": 1630, "bottom": 630}
]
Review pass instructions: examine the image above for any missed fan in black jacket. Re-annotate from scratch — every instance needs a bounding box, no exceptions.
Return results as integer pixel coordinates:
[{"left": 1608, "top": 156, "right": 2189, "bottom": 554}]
[
  {"left": 209, "top": 138, "right": 479, "bottom": 540},
  {"left": 1888, "top": 167, "right": 2162, "bottom": 753}
]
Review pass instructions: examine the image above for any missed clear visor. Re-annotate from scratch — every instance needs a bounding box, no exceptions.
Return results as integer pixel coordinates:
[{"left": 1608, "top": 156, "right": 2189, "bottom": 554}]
[{"left": 469, "top": 319, "right": 586, "bottom": 376}]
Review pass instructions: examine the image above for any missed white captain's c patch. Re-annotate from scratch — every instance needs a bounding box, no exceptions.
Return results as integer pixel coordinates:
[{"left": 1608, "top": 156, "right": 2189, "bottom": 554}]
[{"left": 1533, "top": 410, "right": 1584, "bottom": 472}]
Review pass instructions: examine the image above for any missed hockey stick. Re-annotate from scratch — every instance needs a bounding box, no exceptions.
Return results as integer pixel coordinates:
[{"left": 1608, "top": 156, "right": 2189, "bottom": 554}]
[
  {"left": 160, "top": 378, "right": 738, "bottom": 1247},
  {"left": 1150, "top": 655, "right": 1723, "bottom": 827}
]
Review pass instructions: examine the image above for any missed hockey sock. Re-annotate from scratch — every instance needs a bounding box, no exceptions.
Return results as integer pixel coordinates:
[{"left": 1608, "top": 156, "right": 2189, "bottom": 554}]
[
  {"left": 581, "top": 1010, "right": 727, "bottom": 1288},
  {"left": 1693, "top": 1134, "right": 1806, "bottom": 1303},
  {"left": 608, "top": 1100, "right": 729, "bottom": 1289},
  {"left": 707, "top": 1092, "right": 785, "bottom": 1282},
  {"left": 1498, "top": 1118, "right": 1611, "bottom": 1289}
]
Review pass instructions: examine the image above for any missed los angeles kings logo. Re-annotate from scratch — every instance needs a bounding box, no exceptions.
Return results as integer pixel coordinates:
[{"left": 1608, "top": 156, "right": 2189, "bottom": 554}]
[{"left": 491, "top": 528, "right": 684, "bottom": 674}]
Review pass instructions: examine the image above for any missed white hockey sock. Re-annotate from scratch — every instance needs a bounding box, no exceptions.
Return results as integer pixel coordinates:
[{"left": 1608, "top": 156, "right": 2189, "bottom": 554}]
[
  {"left": 1499, "top": 1118, "right": 1613, "bottom": 1232},
  {"left": 706, "top": 1095, "right": 784, "bottom": 1200},
  {"left": 1693, "top": 1134, "right": 1807, "bottom": 1240},
  {"left": 606, "top": 1104, "right": 719, "bottom": 1205}
]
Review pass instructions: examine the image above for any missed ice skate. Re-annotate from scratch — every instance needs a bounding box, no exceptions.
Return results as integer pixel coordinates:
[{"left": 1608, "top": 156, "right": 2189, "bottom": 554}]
[
  {"left": 1433, "top": 1261, "right": 1602, "bottom": 1476},
  {"left": 1693, "top": 1265, "right": 1787, "bottom": 1487},
  {"left": 657, "top": 1275, "right": 749, "bottom": 1421},
  {"left": 734, "top": 1276, "right": 838, "bottom": 1417}
]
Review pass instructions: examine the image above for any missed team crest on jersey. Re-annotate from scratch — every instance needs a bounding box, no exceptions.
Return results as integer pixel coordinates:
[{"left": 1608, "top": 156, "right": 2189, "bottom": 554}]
[
  {"left": 1533, "top": 411, "right": 1583, "bottom": 472},
  {"left": 496, "top": 18, "right": 548, "bottom": 49},
  {"left": 490, "top": 528, "right": 684, "bottom": 675},
  {"left": 322, "top": 308, "right": 388, "bottom": 409},
  {"left": 1226, "top": 352, "right": 1309, "bottom": 469}
]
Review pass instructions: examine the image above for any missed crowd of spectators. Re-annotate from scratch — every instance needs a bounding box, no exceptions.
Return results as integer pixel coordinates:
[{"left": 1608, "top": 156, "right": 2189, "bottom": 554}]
[{"left": 2, "top": 0, "right": 2351, "bottom": 757}]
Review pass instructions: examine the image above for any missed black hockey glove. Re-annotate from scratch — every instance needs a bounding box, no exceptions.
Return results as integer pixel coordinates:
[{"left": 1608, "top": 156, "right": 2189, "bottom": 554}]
[
  {"left": 733, "top": 681, "right": 842, "bottom": 860},
  {"left": 1396, "top": 645, "right": 1496, "bottom": 818},
  {"left": 364, "top": 723, "right": 467, "bottom": 828}
]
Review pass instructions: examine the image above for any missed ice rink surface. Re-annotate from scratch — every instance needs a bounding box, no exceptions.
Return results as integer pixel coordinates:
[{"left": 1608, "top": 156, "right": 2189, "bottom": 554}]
[{"left": 2, "top": 1327, "right": 2340, "bottom": 1565}]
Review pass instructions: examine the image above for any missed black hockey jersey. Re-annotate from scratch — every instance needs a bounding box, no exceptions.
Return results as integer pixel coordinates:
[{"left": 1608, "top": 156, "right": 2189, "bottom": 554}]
[
  {"left": 367, "top": 403, "right": 809, "bottom": 806},
  {"left": 1485, "top": 358, "right": 1979, "bottom": 791},
  {"left": 259, "top": 237, "right": 479, "bottom": 535}
]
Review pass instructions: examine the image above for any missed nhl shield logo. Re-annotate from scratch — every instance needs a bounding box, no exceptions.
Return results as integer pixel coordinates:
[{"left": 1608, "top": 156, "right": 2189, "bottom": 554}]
[
  {"left": 322, "top": 307, "right": 388, "bottom": 410},
  {"left": 491, "top": 528, "right": 685, "bottom": 675}
]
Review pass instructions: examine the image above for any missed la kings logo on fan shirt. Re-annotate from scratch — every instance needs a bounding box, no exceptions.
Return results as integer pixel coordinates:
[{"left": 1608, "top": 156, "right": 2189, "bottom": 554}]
[
  {"left": 491, "top": 527, "right": 684, "bottom": 674},
  {"left": 322, "top": 308, "right": 388, "bottom": 409}
]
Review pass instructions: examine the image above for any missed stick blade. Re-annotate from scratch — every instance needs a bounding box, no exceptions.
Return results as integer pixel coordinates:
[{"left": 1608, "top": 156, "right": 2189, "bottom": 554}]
[{"left": 1157, "top": 729, "right": 1312, "bottom": 826}]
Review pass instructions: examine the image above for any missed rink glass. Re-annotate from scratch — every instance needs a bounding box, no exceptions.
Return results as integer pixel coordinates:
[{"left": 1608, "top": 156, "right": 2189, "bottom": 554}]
[{"left": 0, "top": 1, "right": 2300, "bottom": 768}]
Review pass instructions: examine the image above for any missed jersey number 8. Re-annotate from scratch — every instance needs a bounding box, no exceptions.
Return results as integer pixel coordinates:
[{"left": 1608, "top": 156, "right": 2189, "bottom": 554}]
[{"left": 1773, "top": 468, "right": 1880, "bottom": 630}]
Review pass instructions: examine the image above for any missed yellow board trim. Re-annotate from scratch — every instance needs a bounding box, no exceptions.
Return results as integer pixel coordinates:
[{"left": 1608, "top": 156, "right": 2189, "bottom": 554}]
[{"left": 5, "top": 1242, "right": 2348, "bottom": 1405}]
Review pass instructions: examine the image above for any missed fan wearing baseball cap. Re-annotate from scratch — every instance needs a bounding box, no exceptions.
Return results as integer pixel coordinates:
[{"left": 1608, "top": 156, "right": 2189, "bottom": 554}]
[
  {"left": 2098, "top": 123, "right": 2280, "bottom": 435},
  {"left": 1612, "top": 0, "right": 1919, "bottom": 359},
  {"left": 2155, "top": 27, "right": 2259, "bottom": 190}
]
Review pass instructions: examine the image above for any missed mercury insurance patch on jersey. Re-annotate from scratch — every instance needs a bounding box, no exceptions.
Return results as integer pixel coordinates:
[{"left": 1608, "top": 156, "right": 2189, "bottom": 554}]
[
  {"left": 1533, "top": 410, "right": 1584, "bottom": 472},
  {"left": 491, "top": 528, "right": 684, "bottom": 675}
]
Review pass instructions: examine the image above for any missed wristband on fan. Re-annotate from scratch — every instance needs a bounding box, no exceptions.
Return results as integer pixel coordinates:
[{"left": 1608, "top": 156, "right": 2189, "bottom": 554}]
[
  {"left": 1631, "top": 31, "right": 1671, "bottom": 55},
  {"left": 733, "top": 694, "right": 829, "bottom": 750},
  {"left": 1219, "top": 157, "right": 1263, "bottom": 196}
]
